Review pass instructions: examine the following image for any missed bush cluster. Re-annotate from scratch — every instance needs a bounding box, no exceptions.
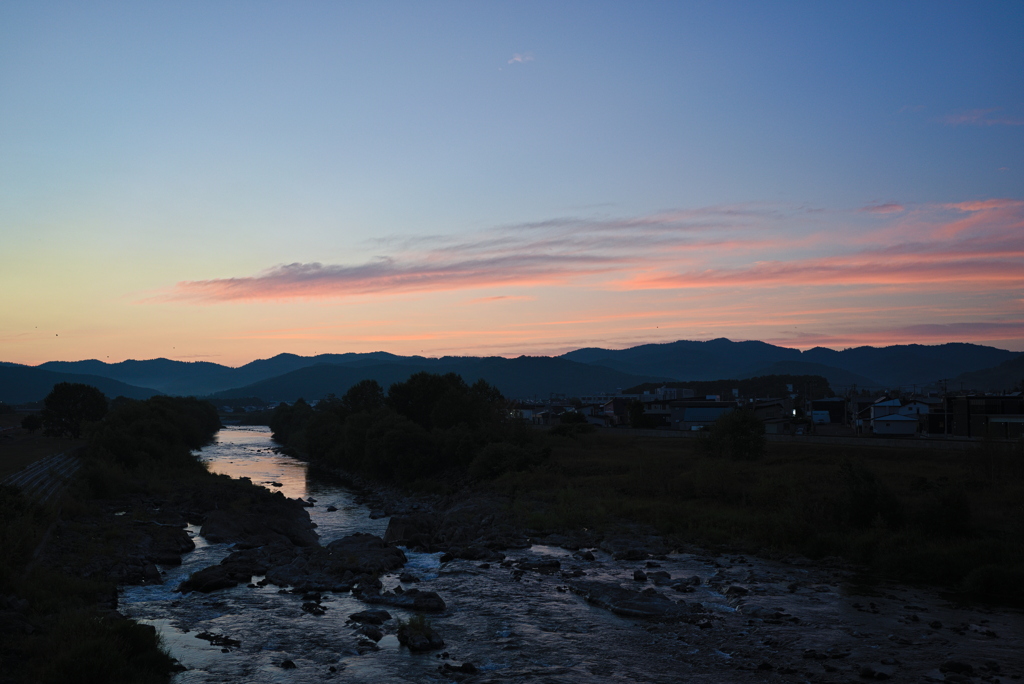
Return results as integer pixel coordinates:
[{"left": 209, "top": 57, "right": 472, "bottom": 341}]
[
  {"left": 270, "top": 373, "right": 546, "bottom": 483},
  {"left": 87, "top": 395, "right": 221, "bottom": 473}
]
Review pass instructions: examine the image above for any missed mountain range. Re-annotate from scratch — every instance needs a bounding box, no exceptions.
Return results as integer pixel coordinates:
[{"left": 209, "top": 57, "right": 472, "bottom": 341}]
[{"left": 1, "top": 339, "right": 1021, "bottom": 404}]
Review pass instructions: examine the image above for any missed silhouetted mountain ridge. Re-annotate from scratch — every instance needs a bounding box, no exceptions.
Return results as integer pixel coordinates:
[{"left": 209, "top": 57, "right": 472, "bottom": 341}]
[
  {"left": 208, "top": 356, "right": 670, "bottom": 403},
  {"left": 5, "top": 339, "right": 1021, "bottom": 402},
  {"left": 0, "top": 366, "right": 161, "bottom": 404}
]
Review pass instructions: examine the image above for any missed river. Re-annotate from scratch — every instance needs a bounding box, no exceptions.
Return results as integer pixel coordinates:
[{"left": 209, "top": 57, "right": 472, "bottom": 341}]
[{"left": 118, "top": 426, "right": 1023, "bottom": 683}]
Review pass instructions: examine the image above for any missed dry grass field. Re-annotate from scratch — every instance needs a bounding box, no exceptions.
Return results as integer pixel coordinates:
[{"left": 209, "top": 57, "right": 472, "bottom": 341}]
[
  {"left": 491, "top": 431, "right": 1024, "bottom": 602},
  {"left": 0, "top": 414, "right": 82, "bottom": 480}
]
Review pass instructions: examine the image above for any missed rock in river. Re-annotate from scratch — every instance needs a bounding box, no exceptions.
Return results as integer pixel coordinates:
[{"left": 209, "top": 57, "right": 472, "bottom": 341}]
[{"left": 570, "top": 581, "right": 687, "bottom": 620}]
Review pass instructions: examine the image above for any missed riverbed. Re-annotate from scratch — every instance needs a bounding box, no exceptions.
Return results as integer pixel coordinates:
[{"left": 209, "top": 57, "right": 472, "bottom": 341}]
[{"left": 118, "top": 426, "right": 1023, "bottom": 682}]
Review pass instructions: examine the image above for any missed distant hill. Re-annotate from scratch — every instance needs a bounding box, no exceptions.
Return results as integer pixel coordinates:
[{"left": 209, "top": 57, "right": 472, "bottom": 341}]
[
  {"left": 0, "top": 366, "right": 161, "bottom": 404},
  {"left": 950, "top": 356, "right": 1024, "bottom": 392},
  {"left": 562, "top": 339, "right": 800, "bottom": 381},
  {"left": 8, "top": 338, "right": 1022, "bottom": 402},
  {"left": 563, "top": 339, "right": 1020, "bottom": 389},
  {"left": 799, "top": 343, "right": 1019, "bottom": 388},
  {"left": 37, "top": 352, "right": 447, "bottom": 396},
  {"left": 209, "top": 356, "right": 668, "bottom": 402},
  {"left": 39, "top": 358, "right": 238, "bottom": 396}
]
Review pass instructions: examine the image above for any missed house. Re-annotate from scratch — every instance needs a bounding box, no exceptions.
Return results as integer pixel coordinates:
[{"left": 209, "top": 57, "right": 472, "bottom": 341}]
[
  {"left": 810, "top": 397, "right": 847, "bottom": 424},
  {"left": 602, "top": 397, "right": 632, "bottom": 426},
  {"left": 762, "top": 417, "right": 795, "bottom": 435},
  {"left": 899, "top": 400, "right": 930, "bottom": 417},
  {"left": 871, "top": 413, "right": 918, "bottom": 437},
  {"left": 638, "top": 398, "right": 674, "bottom": 428},
  {"left": 870, "top": 398, "right": 903, "bottom": 419},
  {"left": 752, "top": 398, "right": 792, "bottom": 421}
]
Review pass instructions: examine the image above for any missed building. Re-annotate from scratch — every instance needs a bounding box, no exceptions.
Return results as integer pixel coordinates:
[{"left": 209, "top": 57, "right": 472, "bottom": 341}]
[
  {"left": 871, "top": 413, "right": 919, "bottom": 436},
  {"left": 949, "top": 394, "right": 1024, "bottom": 439},
  {"left": 670, "top": 400, "right": 739, "bottom": 430},
  {"left": 810, "top": 397, "right": 847, "bottom": 424}
]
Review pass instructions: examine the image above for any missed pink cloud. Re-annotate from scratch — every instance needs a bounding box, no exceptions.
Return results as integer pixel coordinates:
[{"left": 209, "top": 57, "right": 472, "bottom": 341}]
[
  {"left": 167, "top": 255, "right": 623, "bottom": 302},
  {"left": 156, "top": 199, "right": 1024, "bottom": 308},
  {"left": 943, "top": 198, "right": 1024, "bottom": 212},
  {"left": 861, "top": 203, "right": 905, "bottom": 214},
  {"left": 619, "top": 255, "right": 1024, "bottom": 291}
]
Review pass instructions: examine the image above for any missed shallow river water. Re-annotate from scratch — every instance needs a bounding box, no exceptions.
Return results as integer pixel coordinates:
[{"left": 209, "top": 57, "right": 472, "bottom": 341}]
[{"left": 119, "top": 427, "right": 1023, "bottom": 683}]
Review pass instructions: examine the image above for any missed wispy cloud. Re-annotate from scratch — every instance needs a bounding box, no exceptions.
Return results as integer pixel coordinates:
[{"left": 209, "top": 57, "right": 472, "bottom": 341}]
[
  {"left": 468, "top": 295, "right": 535, "bottom": 304},
  {"left": 620, "top": 199, "right": 1024, "bottom": 292},
  {"left": 159, "top": 204, "right": 786, "bottom": 303},
  {"left": 166, "top": 255, "right": 622, "bottom": 302},
  {"left": 861, "top": 203, "right": 905, "bottom": 214},
  {"left": 157, "top": 199, "right": 1024, "bottom": 312},
  {"left": 943, "top": 108, "right": 1024, "bottom": 126},
  {"left": 508, "top": 52, "right": 534, "bottom": 64}
]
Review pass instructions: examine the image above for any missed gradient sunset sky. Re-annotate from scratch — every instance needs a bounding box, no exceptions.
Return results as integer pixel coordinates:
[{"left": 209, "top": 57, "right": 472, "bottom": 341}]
[{"left": 2, "top": 2, "right": 1023, "bottom": 367}]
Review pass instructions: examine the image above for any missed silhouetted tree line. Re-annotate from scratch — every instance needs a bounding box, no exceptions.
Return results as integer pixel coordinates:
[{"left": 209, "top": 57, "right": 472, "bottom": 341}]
[
  {"left": 270, "top": 372, "right": 547, "bottom": 482},
  {"left": 87, "top": 395, "right": 221, "bottom": 472}
]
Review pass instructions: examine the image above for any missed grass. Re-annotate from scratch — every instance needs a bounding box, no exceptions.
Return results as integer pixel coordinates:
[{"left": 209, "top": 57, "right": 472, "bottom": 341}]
[{"left": 490, "top": 431, "right": 1024, "bottom": 603}]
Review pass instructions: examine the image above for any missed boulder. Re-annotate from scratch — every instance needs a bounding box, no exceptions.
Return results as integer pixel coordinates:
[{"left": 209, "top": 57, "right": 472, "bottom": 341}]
[
  {"left": 398, "top": 620, "right": 445, "bottom": 652},
  {"left": 325, "top": 534, "right": 408, "bottom": 575},
  {"left": 178, "top": 565, "right": 247, "bottom": 593},
  {"left": 349, "top": 610, "right": 392, "bottom": 625},
  {"left": 570, "top": 581, "right": 687, "bottom": 620},
  {"left": 383, "top": 515, "right": 437, "bottom": 548},
  {"left": 262, "top": 535, "right": 405, "bottom": 592},
  {"left": 200, "top": 504, "right": 318, "bottom": 548},
  {"left": 358, "top": 624, "right": 384, "bottom": 641},
  {"left": 355, "top": 587, "right": 447, "bottom": 612},
  {"left": 649, "top": 571, "right": 673, "bottom": 586}
]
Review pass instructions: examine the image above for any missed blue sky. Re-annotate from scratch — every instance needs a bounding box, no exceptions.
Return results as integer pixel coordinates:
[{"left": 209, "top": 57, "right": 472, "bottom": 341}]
[{"left": 2, "top": 2, "right": 1022, "bottom": 364}]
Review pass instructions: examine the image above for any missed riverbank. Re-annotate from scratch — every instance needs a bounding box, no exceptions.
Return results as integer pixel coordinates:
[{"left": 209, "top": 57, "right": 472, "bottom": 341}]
[{"left": 0, "top": 397, "right": 321, "bottom": 683}]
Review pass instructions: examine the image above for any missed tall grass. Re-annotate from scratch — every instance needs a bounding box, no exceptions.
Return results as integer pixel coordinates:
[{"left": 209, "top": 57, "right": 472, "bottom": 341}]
[{"left": 493, "top": 433, "right": 1024, "bottom": 603}]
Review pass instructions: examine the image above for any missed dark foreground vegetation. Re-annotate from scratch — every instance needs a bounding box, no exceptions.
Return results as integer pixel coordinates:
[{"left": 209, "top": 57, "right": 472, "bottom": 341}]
[
  {"left": 270, "top": 373, "right": 548, "bottom": 485},
  {"left": 0, "top": 395, "right": 228, "bottom": 683},
  {"left": 498, "top": 432, "right": 1024, "bottom": 604},
  {"left": 272, "top": 373, "right": 1024, "bottom": 606}
]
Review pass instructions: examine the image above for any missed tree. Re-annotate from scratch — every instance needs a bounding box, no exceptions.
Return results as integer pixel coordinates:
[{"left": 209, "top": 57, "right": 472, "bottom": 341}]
[
  {"left": 342, "top": 379, "right": 385, "bottom": 415},
  {"left": 41, "top": 382, "right": 108, "bottom": 439}
]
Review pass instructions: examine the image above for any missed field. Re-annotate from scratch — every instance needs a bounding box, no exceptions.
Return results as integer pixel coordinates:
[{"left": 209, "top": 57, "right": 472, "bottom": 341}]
[
  {"left": 491, "top": 431, "right": 1024, "bottom": 602},
  {"left": 0, "top": 415, "right": 81, "bottom": 481}
]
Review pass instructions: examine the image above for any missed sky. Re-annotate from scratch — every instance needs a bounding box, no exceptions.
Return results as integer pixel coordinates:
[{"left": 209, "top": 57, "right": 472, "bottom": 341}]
[{"left": 2, "top": 1, "right": 1023, "bottom": 367}]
